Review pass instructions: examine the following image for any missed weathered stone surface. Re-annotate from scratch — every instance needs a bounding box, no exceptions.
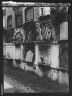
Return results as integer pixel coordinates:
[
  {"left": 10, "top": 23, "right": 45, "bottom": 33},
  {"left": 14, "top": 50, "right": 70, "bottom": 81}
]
[{"left": 60, "top": 43, "right": 68, "bottom": 69}]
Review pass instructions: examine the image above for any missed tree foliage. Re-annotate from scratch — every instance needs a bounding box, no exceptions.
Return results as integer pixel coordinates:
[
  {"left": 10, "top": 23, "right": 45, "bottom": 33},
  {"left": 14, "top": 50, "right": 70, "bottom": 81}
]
[{"left": 50, "top": 3, "right": 68, "bottom": 27}]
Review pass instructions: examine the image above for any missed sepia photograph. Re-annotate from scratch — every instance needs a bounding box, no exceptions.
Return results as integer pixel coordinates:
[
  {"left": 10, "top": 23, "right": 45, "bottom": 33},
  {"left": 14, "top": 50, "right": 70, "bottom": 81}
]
[{"left": 2, "top": 2, "right": 69, "bottom": 93}]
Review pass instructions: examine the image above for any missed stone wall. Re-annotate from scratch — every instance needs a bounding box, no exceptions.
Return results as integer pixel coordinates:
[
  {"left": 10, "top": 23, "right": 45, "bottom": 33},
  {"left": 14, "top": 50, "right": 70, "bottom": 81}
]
[
  {"left": 34, "top": 43, "right": 59, "bottom": 68},
  {"left": 60, "top": 43, "right": 68, "bottom": 69}
]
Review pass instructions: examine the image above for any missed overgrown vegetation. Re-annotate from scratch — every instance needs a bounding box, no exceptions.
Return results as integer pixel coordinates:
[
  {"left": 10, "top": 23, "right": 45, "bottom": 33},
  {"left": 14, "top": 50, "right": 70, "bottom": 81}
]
[
  {"left": 50, "top": 5, "right": 68, "bottom": 27},
  {"left": 4, "top": 64, "right": 69, "bottom": 92}
]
